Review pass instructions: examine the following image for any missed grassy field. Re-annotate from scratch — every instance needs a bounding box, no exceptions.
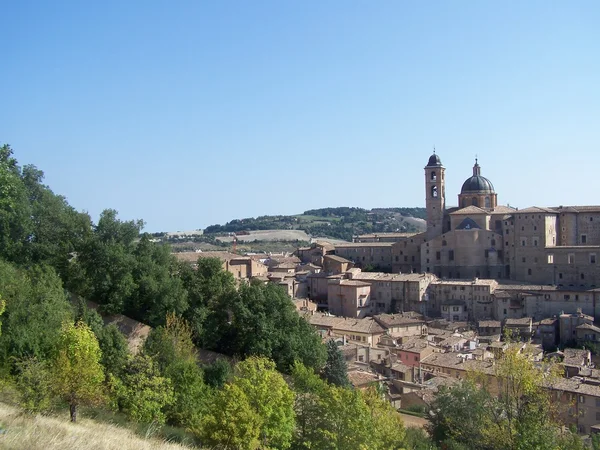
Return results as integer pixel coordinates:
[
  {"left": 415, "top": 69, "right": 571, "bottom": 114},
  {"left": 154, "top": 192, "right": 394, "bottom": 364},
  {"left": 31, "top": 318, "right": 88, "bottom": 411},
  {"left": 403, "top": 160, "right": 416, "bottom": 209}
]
[{"left": 0, "top": 402, "right": 193, "bottom": 450}]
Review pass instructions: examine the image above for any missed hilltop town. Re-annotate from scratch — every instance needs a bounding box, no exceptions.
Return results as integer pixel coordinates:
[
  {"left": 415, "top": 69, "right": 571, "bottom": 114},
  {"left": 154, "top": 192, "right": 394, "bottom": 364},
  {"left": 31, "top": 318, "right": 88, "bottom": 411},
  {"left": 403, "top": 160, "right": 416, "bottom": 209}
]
[{"left": 175, "top": 152, "right": 600, "bottom": 436}]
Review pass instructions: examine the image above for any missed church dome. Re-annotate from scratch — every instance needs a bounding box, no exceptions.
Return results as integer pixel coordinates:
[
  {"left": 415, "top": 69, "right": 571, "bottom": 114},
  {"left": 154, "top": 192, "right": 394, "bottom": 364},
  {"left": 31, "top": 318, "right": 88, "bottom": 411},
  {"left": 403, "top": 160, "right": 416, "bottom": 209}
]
[
  {"left": 461, "top": 175, "right": 495, "bottom": 193},
  {"left": 460, "top": 159, "right": 495, "bottom": 193},
  {"left": 427, "top": 153, "right": 442, "bottom": 167}
]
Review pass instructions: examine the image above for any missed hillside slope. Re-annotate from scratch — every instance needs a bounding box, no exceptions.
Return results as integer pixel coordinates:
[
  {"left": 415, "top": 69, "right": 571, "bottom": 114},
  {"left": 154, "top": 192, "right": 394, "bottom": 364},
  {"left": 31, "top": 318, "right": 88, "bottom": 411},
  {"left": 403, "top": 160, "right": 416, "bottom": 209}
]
[{"left": 0, "top": 402, "right": 191, "bottom": 450}]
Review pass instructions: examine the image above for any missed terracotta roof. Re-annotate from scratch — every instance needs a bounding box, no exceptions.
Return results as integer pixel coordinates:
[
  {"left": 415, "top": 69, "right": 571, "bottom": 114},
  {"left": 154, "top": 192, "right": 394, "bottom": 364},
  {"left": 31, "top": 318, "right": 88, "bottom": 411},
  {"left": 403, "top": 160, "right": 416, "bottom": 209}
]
[
  {"left": 513, "top": 206, "right": 557, "bottom": 214},
  {"left": 449, "top": 205, "right": 488, "bottom": 215},
  {"left": 353, "top": 272, "right": 432, "bottom": 282},
  {"left": 478, "top": 320, "right": 501, "bottom": 328},
  {"left": 339, "top": 280, "right": 371, "bottom": 287},
  {"left": 334, "top": 242, "right": 394, "bottom": 248},
  {"left": 347, "top": 370, "right": 380, "bottom": 387},
  {"left": 324, "top": 254, "right": 353, "bottom": 263},
  {"left": 489, "top": 205, "right": 517, "bottom": 214},
  {"left": 576, "top": 323, "right": 600, "bottom": 333},
  {"left": 505, "top": 317, "right": 532, "bottom": 326},
  {"left": 373, "top": 313, "right": 425, "bottom": 328},
  {"left": 307, "top": 314, "right": 386, "bottom": 335}
]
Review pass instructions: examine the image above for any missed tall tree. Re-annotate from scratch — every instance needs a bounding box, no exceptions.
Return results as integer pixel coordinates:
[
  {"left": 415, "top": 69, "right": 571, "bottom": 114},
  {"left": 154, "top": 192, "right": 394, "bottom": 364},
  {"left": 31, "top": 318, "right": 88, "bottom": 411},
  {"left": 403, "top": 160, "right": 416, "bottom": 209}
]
[
  {"left": 0, "top": 144, "right": 31, "bottom": 263},
  {"left": 200, "top": 357, "right": 295, "bottom": 449},
  {"left": 52, "top": 321, "right": 105, "bottom": 422},
  {"left": 0, "top": 262, "right": 73, "bottom": 368},
  {"left": 110, "top": 353, "right": 174, "bottom": 424},
  {"left": 322, "top": 340, "right": 349, "bottom": 387}
]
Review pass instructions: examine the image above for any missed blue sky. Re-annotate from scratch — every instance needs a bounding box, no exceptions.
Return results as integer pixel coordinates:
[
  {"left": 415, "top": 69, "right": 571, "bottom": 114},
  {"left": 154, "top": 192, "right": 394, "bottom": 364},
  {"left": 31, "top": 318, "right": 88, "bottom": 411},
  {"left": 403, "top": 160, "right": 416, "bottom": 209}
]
[{"left": 1, "top": 1, "right": 599, "bottom": 232}]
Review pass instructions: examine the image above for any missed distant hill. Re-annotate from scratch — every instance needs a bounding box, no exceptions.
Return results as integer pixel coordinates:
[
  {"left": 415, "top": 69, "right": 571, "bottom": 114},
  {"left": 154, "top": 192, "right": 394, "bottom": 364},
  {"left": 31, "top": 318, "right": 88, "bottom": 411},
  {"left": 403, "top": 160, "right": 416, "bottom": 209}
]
[{"left": 199, "top": 207, "right": 426, "bottom": 242}]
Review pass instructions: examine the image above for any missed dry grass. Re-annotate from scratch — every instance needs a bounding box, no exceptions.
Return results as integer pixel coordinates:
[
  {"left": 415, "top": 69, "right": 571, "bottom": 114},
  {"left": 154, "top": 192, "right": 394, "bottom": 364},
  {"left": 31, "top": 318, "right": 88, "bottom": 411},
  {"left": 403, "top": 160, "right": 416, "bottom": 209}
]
[{"left": 0, "top": 402, "right": 192, "bottom": 450}]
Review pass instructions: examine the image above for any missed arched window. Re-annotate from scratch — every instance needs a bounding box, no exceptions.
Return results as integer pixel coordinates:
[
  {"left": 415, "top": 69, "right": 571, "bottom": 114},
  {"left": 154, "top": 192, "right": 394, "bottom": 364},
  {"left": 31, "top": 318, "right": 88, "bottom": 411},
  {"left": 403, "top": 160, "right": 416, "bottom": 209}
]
[
  {"left": 472, "top": 197, "right": 478, "bottom": 207},
  {"left": 431, "top": 185, "right": 438, "bottom": 198},
  {"left": 442, "top": 240, "right": 447, "bottom": 246},
  {"left": 462, "top": 198, "right": 466, "bottom": 208},
  {"left": 485, "top": 197, "right": 491, "bottom": 208},
  {"left": 431, "top": 171, "right": 437, "bottom": 181}
]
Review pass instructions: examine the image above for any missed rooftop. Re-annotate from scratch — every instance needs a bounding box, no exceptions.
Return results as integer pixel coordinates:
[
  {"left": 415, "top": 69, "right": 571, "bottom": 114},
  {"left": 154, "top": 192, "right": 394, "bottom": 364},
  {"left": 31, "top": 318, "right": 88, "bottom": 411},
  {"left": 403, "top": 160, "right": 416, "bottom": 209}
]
[{"left": 373, "top": 313, "right": 425, "bottom": 328}]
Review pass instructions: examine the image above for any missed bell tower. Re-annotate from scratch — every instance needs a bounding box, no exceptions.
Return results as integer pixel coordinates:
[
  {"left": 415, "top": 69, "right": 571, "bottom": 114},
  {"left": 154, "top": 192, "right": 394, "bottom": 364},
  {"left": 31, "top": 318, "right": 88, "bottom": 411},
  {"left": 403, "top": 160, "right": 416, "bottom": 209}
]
[{"left": 425, "top": 151, "right": 445, "bottom": 240}]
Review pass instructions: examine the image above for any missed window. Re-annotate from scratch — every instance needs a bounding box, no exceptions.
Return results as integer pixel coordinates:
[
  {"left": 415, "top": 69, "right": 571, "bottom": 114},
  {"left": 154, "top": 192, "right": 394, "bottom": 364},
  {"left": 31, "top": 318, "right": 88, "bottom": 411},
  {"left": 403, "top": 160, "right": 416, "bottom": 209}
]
[
  {"left": 404, "top": 256, "right": 408, "bottom": 262},
  {"left": 521, "top": 240, "right": 526, "bottom": 247},
  {"left": 395, "top": 256, "right": 399, "bottom": 262},
  {"left": 534, "top": 239, "right": 538, "bottom": 246},
  {"left": 431, "top": 171, "right": 437, "bottom": 181},
  {"left": 485, "top": 197, "right": 490, "bottom": 208},
  {"left": 431, "top": 185, "right": 438, "bottom": 198},
  {"left": 582, "top": 234, "right": 587, "bottom": 244},
  {"left": 564, "top": 295, "right": 570, "bottom": 301},
  {"left": 591, "top": 254, "right": 596, "bottom": 264},
  {"left": 442, "top": 240, "right": 447, "bottom": 246},
  {"left": 548, "top": 254, "right": 554, "bottom": 264},
  {"left": 453, "top": 306, "right": 460, "bottom": 312},
  {"left": 436, "top": 251, "right": 441, "bottom": 260},
  {"left": 491, "top": 239, "right": 496, "bottom": 246},
  {"left": 449, "top": 250, "right": 454, "bottom": 261},
  {"left": 568, "top": 254, "right": 575, "bottom": 264},
  {"left": 528, "top": 268, "right": 532, "bottom": 275},
  {"left": 485, "top": 250, "right": 489, "bottom": 258},
  {"left": 522, "top": 257, "right": 526, "bottom": 263},
  {"left": 559, "top": 273, "right": 563, "bottom": 279},
  {"left": 472, "top": 197, "right": 478, "bottom": 206},
  {"left": 581, "top": 273, "right": 585, "bottom": 280}
]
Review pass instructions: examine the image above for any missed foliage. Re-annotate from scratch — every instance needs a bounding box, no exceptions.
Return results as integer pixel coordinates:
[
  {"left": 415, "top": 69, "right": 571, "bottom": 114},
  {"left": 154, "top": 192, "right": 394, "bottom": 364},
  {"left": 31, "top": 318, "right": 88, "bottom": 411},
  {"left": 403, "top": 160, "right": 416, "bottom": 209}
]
[
  {"left": 203, "top": 358, "right": 233, "bottom": 389},
  {"left": 291, "top": 362, "right": 404, "bottom": 450},
  {"left": 200, "top": 357, "right": 295, "bottom": 449},
  {"left": 111, "top": 353, "right": 174, "bottom": 424},
  {"left": 362, "top": 386, "right": 405, "bottom": 449},
  {"left": 322, "top": 340, "right": 349, "bottom": 387},
  {"left": 199, "top": 382, "right": 262, "bottom": 449},
  {"left": 53, "top": 321, "right": 105, "bottom": 422},
  {"left": 164, "top": 357, "right": 210, "bottom": 429},
  {"left": 15, "top": 357, "right": 53, "bottom": 413},
  {"left": 202, "top": 281, "right": 326, "bottom": 373},
  {"left": 0, "top": 261, "right": 73, "bottom": 369},
  {"left": 97, "top": 324, "right": 130, "bottom": 377},
  {"left": 143, "top": 314, "right": 210, "bottom": 428},
  {"left": 428, "top": 345, "right": 576, "bottom": 450},
  {"left": 403, "top": 427, "right": 437, "bottom": 450}
]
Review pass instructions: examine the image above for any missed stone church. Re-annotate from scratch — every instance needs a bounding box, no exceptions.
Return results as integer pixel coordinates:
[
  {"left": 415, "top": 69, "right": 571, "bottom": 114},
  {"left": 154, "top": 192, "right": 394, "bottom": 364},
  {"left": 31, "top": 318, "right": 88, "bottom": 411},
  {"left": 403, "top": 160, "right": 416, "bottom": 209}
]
[{"left": 420, "top": 152, "right": 600, "bottom": 288}]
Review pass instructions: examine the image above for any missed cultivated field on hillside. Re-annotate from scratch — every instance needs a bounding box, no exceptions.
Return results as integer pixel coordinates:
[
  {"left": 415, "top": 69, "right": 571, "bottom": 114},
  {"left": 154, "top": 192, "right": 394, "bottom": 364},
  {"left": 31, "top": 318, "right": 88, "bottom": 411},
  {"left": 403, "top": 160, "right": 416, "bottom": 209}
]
[{"left": 216, "top": 229, "right": 311, "bottom": 242}]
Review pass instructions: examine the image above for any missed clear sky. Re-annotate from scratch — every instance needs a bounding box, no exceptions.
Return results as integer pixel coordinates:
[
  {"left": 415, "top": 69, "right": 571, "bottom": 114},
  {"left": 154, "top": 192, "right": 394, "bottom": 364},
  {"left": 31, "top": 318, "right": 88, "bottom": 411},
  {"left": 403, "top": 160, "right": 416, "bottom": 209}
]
[{"left": 1, "top": 1, "right": 599, "bottom": 232}]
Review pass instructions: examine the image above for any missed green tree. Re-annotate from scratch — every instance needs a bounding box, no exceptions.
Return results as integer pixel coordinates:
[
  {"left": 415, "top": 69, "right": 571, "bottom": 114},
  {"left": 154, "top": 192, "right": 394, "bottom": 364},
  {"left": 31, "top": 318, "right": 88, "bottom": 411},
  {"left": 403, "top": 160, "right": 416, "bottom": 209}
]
[
  {"left": 15, "top": 357, "right": 53, "bottom": 413},
  {"left": 126, "top": 235, "right": 188, "bottom": 326},
  {"left": 0, "top": 262, "right": 73, "bottom": 369},
  {"left": 111, "top": 353, "right": 174, "bottom": 424},
  {"left": 97, "top": 324, "right": 129, "bottom": 377},
  {"left": 234, "top": 357, "right": 295, "bottom": 448},
  {"left": 205, "top": 281, "right": 326, "bottom": 373},
  {"left": 200, "top": 357, "right": 295, "bottom": 449},
  {"left": 144, "top": 314, "right": 210, "bottom": 428},
  {"left": 0, "top": 144, "right": 32, "bottom": 263},
  {"left": 362, "top": 385, "right": 405, "bottom": 449},
  {"left": 290, "top": 362, "right": 329, "bottom": 448},
  {"left": 199, "top": 383, "right": 261, "bottom": 450},
  {"left": 53, "top": 321, "right": 105, "bottom": 422},
  {"left": 204, "top": 358, "right": 233, "bottom": 389},
  {"left": 322, "top": 340, "right": 349, "bottom": 387}
]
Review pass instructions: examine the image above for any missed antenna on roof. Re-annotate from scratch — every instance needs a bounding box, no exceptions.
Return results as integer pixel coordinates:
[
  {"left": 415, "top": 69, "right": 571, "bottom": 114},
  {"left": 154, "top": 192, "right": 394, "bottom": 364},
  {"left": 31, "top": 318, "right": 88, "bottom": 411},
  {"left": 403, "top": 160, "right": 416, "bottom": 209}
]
[{"left": 433, "top": 145, "right": 435, "bottom": 154}]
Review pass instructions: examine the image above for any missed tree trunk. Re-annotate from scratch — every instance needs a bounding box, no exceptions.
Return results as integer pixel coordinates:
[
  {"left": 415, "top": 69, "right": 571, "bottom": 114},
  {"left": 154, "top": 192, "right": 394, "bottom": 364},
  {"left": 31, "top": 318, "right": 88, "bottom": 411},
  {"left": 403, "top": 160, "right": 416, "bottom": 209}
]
[{"left": 70, "top": 403, "right": 77, "bottom": 423}]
